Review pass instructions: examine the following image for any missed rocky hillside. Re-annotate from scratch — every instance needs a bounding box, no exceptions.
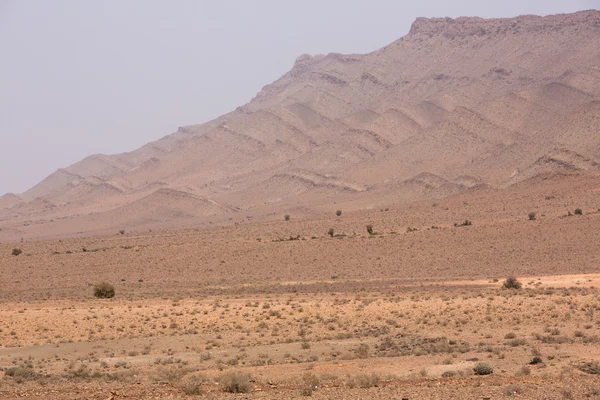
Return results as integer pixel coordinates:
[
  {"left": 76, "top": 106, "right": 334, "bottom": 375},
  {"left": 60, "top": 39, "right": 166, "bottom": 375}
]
[{"left": 3, "top": 10, "right": 600, "bottom": 238}]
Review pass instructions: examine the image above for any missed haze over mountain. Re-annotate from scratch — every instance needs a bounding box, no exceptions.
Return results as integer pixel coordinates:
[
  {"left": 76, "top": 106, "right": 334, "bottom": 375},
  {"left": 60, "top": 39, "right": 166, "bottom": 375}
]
[{"left": 2, "top": 10, "right": 600, "bottom": 239}]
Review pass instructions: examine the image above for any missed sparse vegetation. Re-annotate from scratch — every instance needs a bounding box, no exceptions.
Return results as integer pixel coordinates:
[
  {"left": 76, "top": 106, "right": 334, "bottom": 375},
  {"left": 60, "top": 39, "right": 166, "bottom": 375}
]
[
  {"left": 473, "top": 362, "right": 493, "bottom": 375},
  {"left": 336, "top": 210, "right": 342, "bottom": 216},
  {"left": 366, "top": 224, "right": 374, "bottom": 235},
  {"left": 218, "top": 371, "right": 252, "bottom": 393},
  {"left": 119, "top": 230, "right": 125, "bottom": 235},
  {"left": 12, "top": 248, "right": 22, "bottom": 256},
  {"left": 454, "top": 219, "right": 472, "bottom": 227},
  {"left": 503, "top": 276, "right": 522, "bottom": 290},
  {"left": 284, "top": 214, "right": 290, "bottom": 221},
  {"left": 93, "top": 282, "right": 115, "bottom": 298},
  {"left": 528, "top": 211, "right": 537, "bottom": 221},
  {"left": 328, "top": 228, "right": 334, "bottom": 237},
  {"left": 574, "top": 208, "right": 583, "bottom": 215},
  {"left": 576, "top": 362, "right": 600, "bottom": 375},
  {"left": 179, "top": 374, "right": 207, "bottom": 395}
]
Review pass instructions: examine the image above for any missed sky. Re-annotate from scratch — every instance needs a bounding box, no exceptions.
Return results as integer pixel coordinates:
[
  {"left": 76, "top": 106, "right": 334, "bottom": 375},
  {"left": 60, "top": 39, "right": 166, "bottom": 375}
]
[{"left": 1, "top": 0, "right": 598, "bottom": 195}]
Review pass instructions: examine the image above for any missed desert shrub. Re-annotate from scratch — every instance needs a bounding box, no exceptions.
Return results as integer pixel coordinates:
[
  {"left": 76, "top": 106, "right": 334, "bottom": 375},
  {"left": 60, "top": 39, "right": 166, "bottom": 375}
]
[
  {"left": 504, "top": 332, "right": 516, "bottom": 339},
  {"left": 516, "top": 366, "right": 531, "bottom": 376},
  {"left": 503, "top": 276, "right": 522, "bottom": 290},
  {"left": 336, "top": 210, "right": 342, "bottom": 216},
  {"left": 93, "top": 282, "right": 115, "bottom": 299},
  {"left": 328, "top": 228, "right": 334, "bottom": 237},
  {"left": 179, "top": 374, "right": 207, "bottom": 395},
  {"left": 576, "top": 361, "right": 600, "bottom": 375},
  {"left": 153, "top": 366, "right": 194, "bottom": 382},
  {"left": 528, "top": 212, "right": 537, "bottom": 221},
  {"left": 574, "top": 208, "right": 583, "bottom": 215},
  {"left": 119, "top": 230, "right": 125, "bottom": 235},
  {"left": 218, "top": 371, "right": 252, "bottom": 393},
  {"left": 12, "top": 248, "right": 22, "bottom": 256},
  {"left": 454, "top": 220, "right": 472, "bottom": 227},
  {"left": 473, "top": 362, "right": 493, "bottom": 375},
  {"left": 366, "top": 225, "right": 374, "bottom": 235},
  {"left": 354, "top": 343, "right": 370, "bottom": 359},
  {"left": 504, "top": 385, "right": 523, "bottom": 396},
  {"left": 5, "top": 365, "right": 39, "bottom": 380},
  {"left": 529, "top": 356, "right": 543, "bottom": 365},
  {"left": 300, "top": 386, "right": 314, "bottom": 396},
  {"left": 284, "top": 214, "right": 290, "bottom": 221},
  {"left": 354, "top": 373, "right": 380, "bottom": 388},
  {"left": 441, "top": 370, "right": 457, "bottom": 378}
]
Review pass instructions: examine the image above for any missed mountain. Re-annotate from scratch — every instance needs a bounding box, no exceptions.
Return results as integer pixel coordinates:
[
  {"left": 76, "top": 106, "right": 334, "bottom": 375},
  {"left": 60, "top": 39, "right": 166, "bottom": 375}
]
[{"left": 3, "top": 10, "right": 600, "bottom": 238}]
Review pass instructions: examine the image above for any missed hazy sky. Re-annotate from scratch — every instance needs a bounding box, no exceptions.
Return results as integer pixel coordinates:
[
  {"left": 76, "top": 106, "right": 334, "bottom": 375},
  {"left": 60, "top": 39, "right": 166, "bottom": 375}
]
[{"left": 1, "top": 0, "right": 597, "bottom": 195}]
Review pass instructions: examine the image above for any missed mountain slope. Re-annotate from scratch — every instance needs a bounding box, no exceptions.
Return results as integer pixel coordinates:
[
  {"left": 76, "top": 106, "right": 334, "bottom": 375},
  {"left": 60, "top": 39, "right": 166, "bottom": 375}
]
[{"left": 4, "top": 10, "right": 600, "bottom": 238}]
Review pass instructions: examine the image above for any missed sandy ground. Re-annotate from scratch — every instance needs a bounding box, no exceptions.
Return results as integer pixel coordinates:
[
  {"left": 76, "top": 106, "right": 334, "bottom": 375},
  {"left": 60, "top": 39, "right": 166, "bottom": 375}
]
[{"left": 1, "top": 180, "right": 600, "bottom": 399}]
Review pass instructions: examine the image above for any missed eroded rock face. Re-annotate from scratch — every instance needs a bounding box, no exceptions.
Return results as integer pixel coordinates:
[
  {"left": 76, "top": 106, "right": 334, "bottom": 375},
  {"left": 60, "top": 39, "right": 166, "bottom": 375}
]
[{"left": 408, "top": 10, "right": 600, "bottom": 39}]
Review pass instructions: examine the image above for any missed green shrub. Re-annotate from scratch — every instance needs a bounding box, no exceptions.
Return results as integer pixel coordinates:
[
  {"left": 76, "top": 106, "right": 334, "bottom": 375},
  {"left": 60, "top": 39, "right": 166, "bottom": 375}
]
[
  {"left": 93, "top": 282, "right": 115, "bottom": 299},
  {"left": 473, "top": 362, "right": 493, "bottom": 375}
]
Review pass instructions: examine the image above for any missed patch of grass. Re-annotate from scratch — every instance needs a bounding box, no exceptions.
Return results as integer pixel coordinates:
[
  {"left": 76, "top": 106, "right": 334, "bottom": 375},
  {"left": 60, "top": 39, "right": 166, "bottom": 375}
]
[{"left": 93, "top": 282, "right": 115, "bottom": 299}]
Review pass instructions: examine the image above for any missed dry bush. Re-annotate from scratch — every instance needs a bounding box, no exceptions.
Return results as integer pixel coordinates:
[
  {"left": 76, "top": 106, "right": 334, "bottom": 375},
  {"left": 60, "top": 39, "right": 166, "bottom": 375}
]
[
  {"left": 354, "top": 343, "right": 370, "bottom": 359},
  {"left": 574, "top": 208, "right": 583, "bottom": 215},
  {"left": 152, "top": 366, "right": 194, "bottom": 383},
  {"left": 218, "top": 371, "right": 252, "bottom": 393},
  {"left": 12, "top": 248, "right": 22, "bottom": 256},
  {"left": 351, "top": 374, "right": 380, "bottom": 388},
  {"left": 179, "top": 374, "right": 208, "bottom": 395},
  {"left": 366, "top": 225, "right": 374, "bottom": 235},
  {"left": 336, "top": 210, "right": 342, "bottom": 216},
  {"left": 576, "top": 362, "right": 600, "bottom": 375},
  {"left": 5, "top": 365, "right": 39, "bottom": 381},
  {"left": 503, "top": 276, "right": 522, "bottom": 290},
  {"left": 93, "top": 282, "right": 115, "bottom": 298},
  {"left": 528, "top": 211, "right": 537, "bottom": 221}
]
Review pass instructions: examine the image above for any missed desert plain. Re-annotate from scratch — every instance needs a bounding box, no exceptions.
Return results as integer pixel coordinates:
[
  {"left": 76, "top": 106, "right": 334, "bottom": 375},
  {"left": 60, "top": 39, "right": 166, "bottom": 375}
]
[{"left": 2, "top": 174, "right": 600, "bottom": 399}]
